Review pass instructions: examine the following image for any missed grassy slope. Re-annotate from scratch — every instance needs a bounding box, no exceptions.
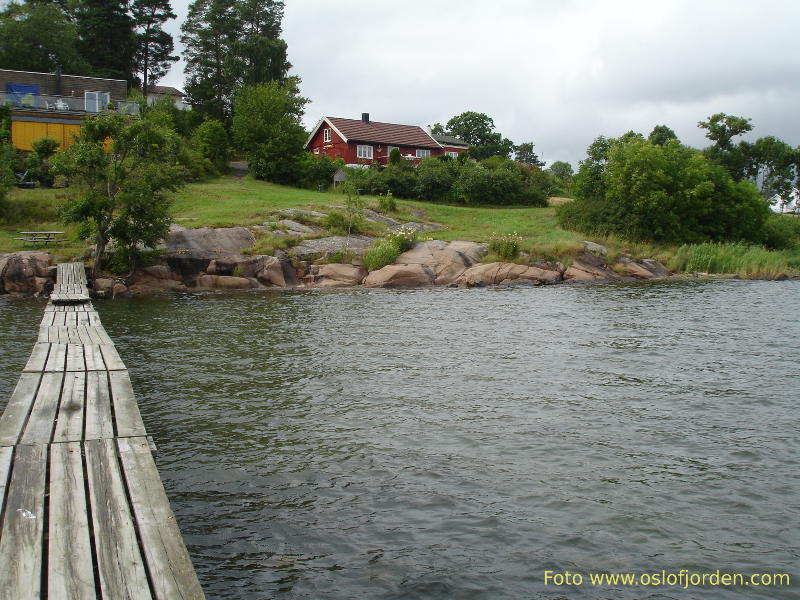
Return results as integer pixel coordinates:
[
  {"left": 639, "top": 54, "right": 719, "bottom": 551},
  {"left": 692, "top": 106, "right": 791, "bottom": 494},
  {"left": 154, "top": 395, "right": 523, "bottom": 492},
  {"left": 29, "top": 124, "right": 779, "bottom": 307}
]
[{"left": 3, "top": 176, "right": 799, "bottom": 276}]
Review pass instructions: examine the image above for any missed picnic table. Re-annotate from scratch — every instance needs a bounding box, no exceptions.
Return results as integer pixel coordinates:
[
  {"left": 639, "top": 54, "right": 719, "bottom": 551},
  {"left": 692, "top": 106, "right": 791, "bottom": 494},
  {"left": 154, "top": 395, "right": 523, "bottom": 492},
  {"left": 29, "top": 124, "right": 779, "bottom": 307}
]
[{"left": 15, "top": 231, "right": 66, "bottom": 247}]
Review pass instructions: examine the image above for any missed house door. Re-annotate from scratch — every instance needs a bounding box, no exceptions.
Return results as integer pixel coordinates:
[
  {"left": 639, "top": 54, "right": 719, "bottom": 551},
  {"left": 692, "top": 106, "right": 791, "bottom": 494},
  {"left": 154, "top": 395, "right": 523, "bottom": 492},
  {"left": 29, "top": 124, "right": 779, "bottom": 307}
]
[{"left": 85, "top": 91, "right": 110, "bottom": 113}]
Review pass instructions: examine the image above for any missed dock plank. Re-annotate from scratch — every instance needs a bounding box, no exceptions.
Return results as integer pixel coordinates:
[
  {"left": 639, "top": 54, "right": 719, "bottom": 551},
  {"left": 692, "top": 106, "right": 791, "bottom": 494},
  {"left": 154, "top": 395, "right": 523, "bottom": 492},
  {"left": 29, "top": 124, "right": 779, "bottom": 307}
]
[
  {"left": 86, "top": 371, "right": 114, "bottom": 440},
  {"left": 0, "top": 372, "right": 41, "bottom": 447},
  {"left": 20, "top": 372, "right": 63, "bottom": 445},
  {"left": 23, "top": 343, "right": 50, "bottom": 373},
  {"left": 0, "top": 444, "right": 47, "bottom": 600},
  {"left": 109, "top": 370, "right": 147, "bottom": 438},
  {"left": 48, "top": 442, "right": 96, "bottom": 600},
  {"left": 53, "top": 372, "right": 86, "bottom": 443},
  {"left": 120, "top": 437, "right": 206, "bottom": 600},
  {"left": 85, "top": 438, "right": 153, "bottom": 600}
]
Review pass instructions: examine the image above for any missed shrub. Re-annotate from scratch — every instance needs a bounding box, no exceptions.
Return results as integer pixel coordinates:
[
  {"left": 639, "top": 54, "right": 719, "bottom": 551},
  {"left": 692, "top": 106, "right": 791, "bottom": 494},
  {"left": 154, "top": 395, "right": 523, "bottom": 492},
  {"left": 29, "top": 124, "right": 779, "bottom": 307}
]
[
  {"left": 760, "top": 214, "right": 800, "bottom": 250},
  {"left": 386, "top": 224, "right": 417, "bottom": 252},
  {"left": 323, "top": 209, "right": 366, "bottom": 235},
  {"left": 363, "top": 240, "right": 402, "bottom": 271},
  {"left": 26, "top": 137, "right": 60, "bottom": 187},
  {"left": 415, "top": 157, "right": 457, "bottom": 201},
  {"left": 376, "top": 192, "right": 397, "bottom": 213},
  {"left": 489, "top": 233, "right": 523, "bottom": 260},
  {"left": 300, "top": 153, "right": 342, "bottom": 189},
  {"left": 192, "top": 120, "right": 230, "bottom": 172}
]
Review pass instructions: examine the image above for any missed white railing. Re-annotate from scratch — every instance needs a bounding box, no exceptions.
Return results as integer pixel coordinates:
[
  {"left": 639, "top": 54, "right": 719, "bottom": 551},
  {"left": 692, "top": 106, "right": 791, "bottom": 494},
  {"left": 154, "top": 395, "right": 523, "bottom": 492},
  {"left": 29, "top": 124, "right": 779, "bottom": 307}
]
[{"left": 0, "top": 92, "right": 140, "bottom": 116}]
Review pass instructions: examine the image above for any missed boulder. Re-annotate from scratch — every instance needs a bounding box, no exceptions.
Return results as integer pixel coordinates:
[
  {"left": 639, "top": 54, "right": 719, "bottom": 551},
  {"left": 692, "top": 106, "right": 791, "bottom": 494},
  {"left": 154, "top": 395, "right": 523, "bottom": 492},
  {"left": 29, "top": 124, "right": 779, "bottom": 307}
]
[
  {"left": 616, "top": 258, "right": 657, "bottom": 279},
  {"left": 583, "top": 240, "right": 609, "bottom": 257},
  {"left": 363, "top": 263, "right": 435, "bottom": 288},
  {"left": 456, "top": 262, "right": 562, "bottom": 286},
  {"left": 93, "top": 278, "right": 115, "bottom": 295},
  {"left": 0, "top": 251, "right": 52, "bottom": 295},
  {"left": 641, "top": 259, "right": 671, "bottom": 278},
  {"left": 312, "top": 264, "right": 367, "bottom": 287},
  {"left": 112, "top": 283, "right": 129, "bottom": 298}
]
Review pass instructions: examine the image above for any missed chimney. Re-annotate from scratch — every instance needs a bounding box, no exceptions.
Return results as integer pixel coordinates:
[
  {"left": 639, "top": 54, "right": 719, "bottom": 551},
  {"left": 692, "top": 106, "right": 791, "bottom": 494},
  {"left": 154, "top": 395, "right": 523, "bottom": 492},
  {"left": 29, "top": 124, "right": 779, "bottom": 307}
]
[{"left": 362, "top": 112, "right": 370, "bottom": 124}]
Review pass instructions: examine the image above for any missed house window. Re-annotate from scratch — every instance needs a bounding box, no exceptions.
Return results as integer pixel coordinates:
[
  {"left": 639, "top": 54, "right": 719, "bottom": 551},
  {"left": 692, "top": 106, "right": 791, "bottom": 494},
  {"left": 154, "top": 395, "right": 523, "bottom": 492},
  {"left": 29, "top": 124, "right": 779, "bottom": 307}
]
[
  {"left": 313, "top": 148, "right": 320, "bottom": 154},
  {"left": 85, "top": 91, "right": 110, "bottom": 113},
  {"left": 386, "top": 146, "right": 399, "bottom": 157},
  {"left": 416, "top": 149, "right": 431, "bottom": 158},
  {"left": 445, "top": 151, "right": 459, "bottom": 158},
  {"left": 323, "top": 128, "right": 331, "bottom": 142},
  {"left": 357, "top": 144, "right": 373, "bottom": 160}
]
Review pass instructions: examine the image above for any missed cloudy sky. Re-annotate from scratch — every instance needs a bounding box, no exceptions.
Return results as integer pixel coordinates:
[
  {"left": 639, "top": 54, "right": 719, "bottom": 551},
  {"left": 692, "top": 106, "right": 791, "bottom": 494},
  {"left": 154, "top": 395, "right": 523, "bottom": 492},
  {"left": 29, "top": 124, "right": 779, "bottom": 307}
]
[{"left": 161, "top": 0, "right": 800, "bottom": 166}]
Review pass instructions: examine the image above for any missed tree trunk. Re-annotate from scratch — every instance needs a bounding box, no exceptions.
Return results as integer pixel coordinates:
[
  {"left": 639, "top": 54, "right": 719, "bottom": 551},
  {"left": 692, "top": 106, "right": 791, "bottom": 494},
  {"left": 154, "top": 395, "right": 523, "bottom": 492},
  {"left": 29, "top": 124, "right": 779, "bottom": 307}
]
[{"left": 92, "top": 230, "right": 107, "bottom": 276}]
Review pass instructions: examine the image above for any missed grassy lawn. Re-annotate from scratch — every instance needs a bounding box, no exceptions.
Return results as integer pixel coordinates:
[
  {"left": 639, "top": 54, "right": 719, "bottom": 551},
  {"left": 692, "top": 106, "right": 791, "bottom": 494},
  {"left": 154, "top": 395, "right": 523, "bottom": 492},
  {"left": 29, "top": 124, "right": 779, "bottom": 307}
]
[{"left": 4, "top": 176, "right": 798, "bottom": 277}]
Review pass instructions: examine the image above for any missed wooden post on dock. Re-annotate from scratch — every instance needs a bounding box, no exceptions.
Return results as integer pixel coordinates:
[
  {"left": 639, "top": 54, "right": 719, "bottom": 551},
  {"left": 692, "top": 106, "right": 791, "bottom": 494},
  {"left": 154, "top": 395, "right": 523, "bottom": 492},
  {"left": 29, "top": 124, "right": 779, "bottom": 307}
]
[{"left": 0, "top": 263, "right": 205, "bottom": 600}]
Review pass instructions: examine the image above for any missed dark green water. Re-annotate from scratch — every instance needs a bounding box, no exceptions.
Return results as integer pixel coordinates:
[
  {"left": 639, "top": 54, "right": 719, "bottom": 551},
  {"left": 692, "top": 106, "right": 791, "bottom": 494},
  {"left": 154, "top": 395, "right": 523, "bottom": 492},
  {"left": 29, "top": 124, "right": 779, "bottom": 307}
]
[{"left": 1, "top": 281, "right": 798, "bottom": 599}]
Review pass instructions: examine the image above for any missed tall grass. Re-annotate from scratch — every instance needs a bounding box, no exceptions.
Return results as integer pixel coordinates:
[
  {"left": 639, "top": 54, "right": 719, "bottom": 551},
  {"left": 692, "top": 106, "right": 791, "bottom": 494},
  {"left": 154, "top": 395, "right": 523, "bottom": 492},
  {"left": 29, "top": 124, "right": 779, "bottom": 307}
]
[{"left": 669, "top": 243, "right": 798, "bottom": 278}]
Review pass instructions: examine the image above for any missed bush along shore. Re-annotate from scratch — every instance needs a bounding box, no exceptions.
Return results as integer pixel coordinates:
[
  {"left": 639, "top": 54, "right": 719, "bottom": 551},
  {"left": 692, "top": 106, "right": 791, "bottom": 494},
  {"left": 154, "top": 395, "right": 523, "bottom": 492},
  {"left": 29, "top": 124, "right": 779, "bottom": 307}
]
[{"left": 2, "top": 202, "right": 795, "bottom": 298}]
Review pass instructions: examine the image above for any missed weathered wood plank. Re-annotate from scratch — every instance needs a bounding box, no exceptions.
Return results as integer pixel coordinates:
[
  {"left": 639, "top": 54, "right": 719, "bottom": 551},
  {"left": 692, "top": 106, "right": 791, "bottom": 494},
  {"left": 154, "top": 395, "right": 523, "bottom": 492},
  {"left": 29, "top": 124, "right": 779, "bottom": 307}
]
[
  {"left": 0, "top": 446, "right": 12, "bottom": 512},
  {"left": 109, "top": 370, "right": 147, "bottom": 438},
  {"left": 85, "top": 438, "right": 153, "bottom": 600},
  {"left": 101, "top": 344, "right": 127, "bottom": 371},
  {"left": 20, "top": 372, "right": 63, "bottom": 445},
  {"left": 86, "top": 371, "right": 114, "bottom": 440},
  {"left": 40, "top": 312, "right": 55, "bottom": 327},
  {"left": 45, "top": 343, "right": 68, "bottom": 372},
  {"left": 0, "top": 372, "right": 41, "bottom": 447},
  {"left": 119, "top": 437, "right": 206, "bottom": 600},
  {"left": 53, "top": 371, "right": 86, "bottom": 443},
  {"left": 48, "top": 442, "right": 96, "bottom": 600},
  {"left": 65, "top": 343, "right": 86, "bottom": 372},
  {"left": 0, "top": 444, "right": 47, "bottom": 600},
  {"left": 23, "top": 343, "right": 50, "bottom": 373},
  {"left": 84, "top": 344, "right": 106, "bottom": 371}
]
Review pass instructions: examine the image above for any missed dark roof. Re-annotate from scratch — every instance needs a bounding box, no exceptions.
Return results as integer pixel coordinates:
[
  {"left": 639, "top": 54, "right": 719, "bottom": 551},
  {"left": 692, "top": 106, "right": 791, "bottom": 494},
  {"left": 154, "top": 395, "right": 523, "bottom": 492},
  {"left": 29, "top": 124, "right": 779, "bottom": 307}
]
[
  {"left": 147, "top": 85, "right": 184, "bottom": 96},
  {"left": 432, "top": 133, "right": 469, "bottom": 148},
  {"left": 327, "top": 117, "right": 440, "bottom": 148}
]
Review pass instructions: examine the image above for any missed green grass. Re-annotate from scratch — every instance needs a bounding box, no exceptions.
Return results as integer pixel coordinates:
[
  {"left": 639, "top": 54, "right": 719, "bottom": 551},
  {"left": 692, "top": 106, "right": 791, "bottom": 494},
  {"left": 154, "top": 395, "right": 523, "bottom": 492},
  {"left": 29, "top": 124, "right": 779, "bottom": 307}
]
[
  {"left": 5, "top": 176, "right": 799, "bottom": 277},
  {"left": 668, "top": 243, "right": 800, "bottom": 278}
]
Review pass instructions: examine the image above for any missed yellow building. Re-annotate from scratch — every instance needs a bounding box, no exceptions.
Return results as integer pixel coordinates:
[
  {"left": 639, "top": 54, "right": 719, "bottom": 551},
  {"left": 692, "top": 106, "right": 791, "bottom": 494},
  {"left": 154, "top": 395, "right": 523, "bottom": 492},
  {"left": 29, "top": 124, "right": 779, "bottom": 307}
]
[{"left": 1, "top": 68, "right": 138, "bottom": 152}]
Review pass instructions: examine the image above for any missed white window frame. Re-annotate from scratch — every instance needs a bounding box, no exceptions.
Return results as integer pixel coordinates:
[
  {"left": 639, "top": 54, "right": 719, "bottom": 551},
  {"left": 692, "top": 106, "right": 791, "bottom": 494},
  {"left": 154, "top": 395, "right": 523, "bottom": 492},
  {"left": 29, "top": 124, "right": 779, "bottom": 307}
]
[
  {"left": 416, "top": 148, "right": 431, "bottom": 158},
  {"left": 323, "top": 128, "right": 331, "bottom": 142},
  {"left": 313, "top": 148, "right": 320, "bottom": 154},
  {"left": 445, "top": 151, "right": 459, "bottom": 158},
  {"left": 85, "top": 91, "right": 110, "bottom": 113},
  {"left": 386, "top": 146, "right": 399, "bottom": 157},
  {"left": 357, "top": 144, "right": 373, "bottom": 160}
]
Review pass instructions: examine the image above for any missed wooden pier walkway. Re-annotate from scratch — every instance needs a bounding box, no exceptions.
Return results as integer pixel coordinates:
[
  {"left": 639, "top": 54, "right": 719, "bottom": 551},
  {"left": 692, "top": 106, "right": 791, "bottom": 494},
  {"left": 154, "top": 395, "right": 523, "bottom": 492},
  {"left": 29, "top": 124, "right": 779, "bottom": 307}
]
[{"left": 0, "top": 263, "right": 205, "bottom": 599}]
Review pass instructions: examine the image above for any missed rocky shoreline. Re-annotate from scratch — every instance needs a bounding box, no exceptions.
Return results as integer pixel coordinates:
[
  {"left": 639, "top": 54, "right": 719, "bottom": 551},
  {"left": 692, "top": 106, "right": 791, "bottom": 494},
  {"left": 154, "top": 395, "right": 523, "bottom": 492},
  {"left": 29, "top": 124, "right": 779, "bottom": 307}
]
[{"left": 0, "top": 225, "right": 679, "bottom": 298}]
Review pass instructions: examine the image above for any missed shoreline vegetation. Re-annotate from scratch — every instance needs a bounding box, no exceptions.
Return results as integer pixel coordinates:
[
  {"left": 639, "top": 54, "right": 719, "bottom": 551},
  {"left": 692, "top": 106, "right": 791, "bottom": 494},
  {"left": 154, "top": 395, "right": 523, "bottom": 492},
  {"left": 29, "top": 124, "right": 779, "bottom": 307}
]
[{"left": 0, "top": 175, "right": 799, "bottom": 297}]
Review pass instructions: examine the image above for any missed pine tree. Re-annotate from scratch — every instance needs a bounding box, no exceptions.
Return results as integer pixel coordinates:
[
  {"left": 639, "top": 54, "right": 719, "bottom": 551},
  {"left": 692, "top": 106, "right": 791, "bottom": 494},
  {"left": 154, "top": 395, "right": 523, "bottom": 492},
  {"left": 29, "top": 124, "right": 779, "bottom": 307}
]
[
  {"left": 132, "top": 0, "right": 178, "bottom": 95},
  {"left": 181, "top": 0, "right": 289, "bottom": 121},
  {"left": 74, "top": 0, "right": 137, "bottom": 83}
]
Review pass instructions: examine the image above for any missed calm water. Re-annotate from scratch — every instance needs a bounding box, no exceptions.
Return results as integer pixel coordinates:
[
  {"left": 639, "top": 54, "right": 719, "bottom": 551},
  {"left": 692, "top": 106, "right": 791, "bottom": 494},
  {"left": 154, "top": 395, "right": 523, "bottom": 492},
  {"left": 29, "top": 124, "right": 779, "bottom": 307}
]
[{"left": 1, "top": 281, "right": 798, "bottom": 599}]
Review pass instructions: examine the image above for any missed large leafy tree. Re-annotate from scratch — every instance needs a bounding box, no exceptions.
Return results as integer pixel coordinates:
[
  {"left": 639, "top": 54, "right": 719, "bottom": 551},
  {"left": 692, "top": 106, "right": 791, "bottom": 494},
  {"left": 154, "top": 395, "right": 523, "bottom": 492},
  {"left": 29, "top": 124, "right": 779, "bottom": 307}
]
[
  {"left": 648, "top": 124, "right": 678, "bottom": 146},
  {"left": 52, "top": 113, "right": 185, "bottom": 272},
  {"left": 432, "top": 111, "right": 515, "bottom": 160},
  {"left": 698, "top": 112, "right": 753, "bottom": 180},
  {"left": 514, "top": 142, "right": 545, "bottom": 167},
  {"left": 132, "top": 0, "right": 178, "bottom": 95},
  {"left": 74, "top": 0, "right": 137, "bottom": 82},
  {"left": 0, "top": 2, "right": 92, "bottom": 75},
  {"left": 743, "top": 136, "right": 797, "bottom": 201},
  {"left": 181, "top": 0, "right": 289, "bottom": 121},
  {"left": 232, "top": 77, "right": 307, "bottom": 184}
]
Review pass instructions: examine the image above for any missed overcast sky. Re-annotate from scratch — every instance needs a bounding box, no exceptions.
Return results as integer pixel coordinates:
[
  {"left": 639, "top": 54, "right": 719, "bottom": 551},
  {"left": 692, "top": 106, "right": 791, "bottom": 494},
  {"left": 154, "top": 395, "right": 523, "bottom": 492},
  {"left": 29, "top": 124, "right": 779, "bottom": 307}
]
[{"left": 161, "top": 0, "right": 800, "bottom": 166}]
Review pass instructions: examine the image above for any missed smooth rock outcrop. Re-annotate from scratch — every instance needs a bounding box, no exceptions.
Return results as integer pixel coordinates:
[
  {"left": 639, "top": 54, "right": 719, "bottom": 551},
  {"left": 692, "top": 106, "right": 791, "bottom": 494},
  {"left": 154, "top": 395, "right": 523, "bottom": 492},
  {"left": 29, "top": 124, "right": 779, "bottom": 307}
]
[
  {"left": 307, "top": 263, "right": 367, "bottom": 287},
  {"left": 456, "top": 262, "right": 563, "bottom": 286},
  {"left": 194, "top": 275, "right": 259, "bottom": 290},
  {"left": 290, "top": 236, "right": 374, "bottom": 260},
  {"left": 363, "top": 263, "right": 435, "bottom": 288},
  {"left": 363, "top": 240, "right": 487, "bottom": 288}
]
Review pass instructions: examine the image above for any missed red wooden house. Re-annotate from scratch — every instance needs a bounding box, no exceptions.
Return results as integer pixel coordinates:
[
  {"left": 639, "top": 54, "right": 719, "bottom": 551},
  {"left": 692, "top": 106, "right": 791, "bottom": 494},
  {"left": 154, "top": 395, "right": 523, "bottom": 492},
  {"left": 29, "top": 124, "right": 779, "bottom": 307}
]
[{"left": 305, "top": 113, "right": 468, "bottom": 166}]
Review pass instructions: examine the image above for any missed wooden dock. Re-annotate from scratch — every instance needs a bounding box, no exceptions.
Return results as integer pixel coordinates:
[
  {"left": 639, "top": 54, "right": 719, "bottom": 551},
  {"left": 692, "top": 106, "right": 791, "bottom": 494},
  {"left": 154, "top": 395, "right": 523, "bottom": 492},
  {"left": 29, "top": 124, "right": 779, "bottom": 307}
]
[{"left": 0, "top": 263, "right": 205, "bottom": 599}]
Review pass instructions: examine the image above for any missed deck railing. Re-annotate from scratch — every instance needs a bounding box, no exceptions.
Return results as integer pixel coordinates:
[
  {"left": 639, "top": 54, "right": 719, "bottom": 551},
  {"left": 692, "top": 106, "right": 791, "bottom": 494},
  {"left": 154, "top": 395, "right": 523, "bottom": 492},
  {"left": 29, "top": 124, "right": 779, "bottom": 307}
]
[{"left": 1, "top": 91, "right": 140, "bottom": 116}]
